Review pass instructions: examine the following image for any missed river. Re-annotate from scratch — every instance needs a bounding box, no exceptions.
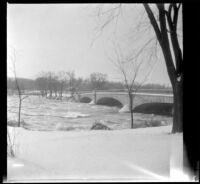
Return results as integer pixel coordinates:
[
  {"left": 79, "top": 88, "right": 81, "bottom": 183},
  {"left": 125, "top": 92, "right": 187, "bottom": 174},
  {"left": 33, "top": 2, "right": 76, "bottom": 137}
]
[{"left": 7, "top": 95, "right": 172, "bottom": 131}]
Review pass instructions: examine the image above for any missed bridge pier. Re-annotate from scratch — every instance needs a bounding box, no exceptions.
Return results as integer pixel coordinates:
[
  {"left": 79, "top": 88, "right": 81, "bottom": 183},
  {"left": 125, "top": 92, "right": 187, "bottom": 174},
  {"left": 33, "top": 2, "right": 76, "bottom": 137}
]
[
  {"left": 119, "top": 104, "right": 130, "bottom": 113},
  {"left": 87, "top": 90, "right": 97, "bottom": 105}
]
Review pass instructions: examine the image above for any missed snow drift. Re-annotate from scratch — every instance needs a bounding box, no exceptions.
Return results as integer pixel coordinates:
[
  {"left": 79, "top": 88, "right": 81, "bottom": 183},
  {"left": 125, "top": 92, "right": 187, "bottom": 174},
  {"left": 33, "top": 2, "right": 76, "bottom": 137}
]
[{"left": 7, "top": 125, "right": 186, "bottom": 182}]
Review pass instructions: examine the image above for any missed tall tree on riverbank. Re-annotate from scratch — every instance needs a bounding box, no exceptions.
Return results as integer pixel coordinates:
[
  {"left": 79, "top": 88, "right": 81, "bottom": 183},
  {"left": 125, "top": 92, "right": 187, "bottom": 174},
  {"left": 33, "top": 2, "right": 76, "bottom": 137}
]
[
  {"left": 143, "top": 4, "right": 183, "bottom": 133},
  {"left": 91, "top": 3, "right": 182, "bottom": 133}
]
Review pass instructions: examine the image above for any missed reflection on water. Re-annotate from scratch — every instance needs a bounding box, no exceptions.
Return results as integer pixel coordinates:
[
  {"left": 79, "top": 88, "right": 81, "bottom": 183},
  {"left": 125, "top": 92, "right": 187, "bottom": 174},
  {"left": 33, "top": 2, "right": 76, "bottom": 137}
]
[{"left": 7, "top": 96, "right": 172, "bottom": 131}]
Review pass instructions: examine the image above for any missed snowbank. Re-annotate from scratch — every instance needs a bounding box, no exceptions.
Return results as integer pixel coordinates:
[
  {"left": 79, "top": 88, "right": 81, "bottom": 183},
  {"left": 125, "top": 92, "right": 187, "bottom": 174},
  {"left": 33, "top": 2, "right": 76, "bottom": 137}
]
[{"left": 7, "top": 125, "right": 187, "bottom": 182}]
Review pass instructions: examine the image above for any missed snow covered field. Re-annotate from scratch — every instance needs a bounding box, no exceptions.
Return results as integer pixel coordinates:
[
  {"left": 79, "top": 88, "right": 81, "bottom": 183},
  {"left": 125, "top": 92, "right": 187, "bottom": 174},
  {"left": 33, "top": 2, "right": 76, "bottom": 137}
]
[{"left": 7, "top": 125, "right": 187, "bottom": 182}]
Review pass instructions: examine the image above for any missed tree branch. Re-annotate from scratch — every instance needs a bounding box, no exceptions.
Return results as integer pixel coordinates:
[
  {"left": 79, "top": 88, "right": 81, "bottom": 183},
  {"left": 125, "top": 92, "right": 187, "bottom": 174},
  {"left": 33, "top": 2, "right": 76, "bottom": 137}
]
[
  {"left": 21, "top": 95, "right": 29, "bottom": 101},
  {"left": 156, "top": 4, "right": 177, "bottom": 84},
  {"left": 172, "top": 4, "right": 179, "bottom": 32},
  {"left": 166, "top": 4, "right": 174, "bottom": 32},
  {"left": 143, "top": 4, "right": 162, "bottom": 42},
  {"left": 123, "top": 37, "right": 155, "bottom": 63},
  {"left": 166, "top": 4, "right": 183, "bottom": 76},
  {"left": 98, "top": 4, "right": 121, "bottom": 16}
]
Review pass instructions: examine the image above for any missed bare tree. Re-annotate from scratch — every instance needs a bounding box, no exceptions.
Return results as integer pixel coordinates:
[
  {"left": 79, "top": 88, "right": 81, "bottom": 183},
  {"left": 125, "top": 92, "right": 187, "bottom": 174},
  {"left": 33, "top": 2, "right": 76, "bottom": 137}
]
[
  {"left": 143, "top": 4, "right": 183, "bottom": 133},
  {"left": 35, "top": 71, "right": 82, "bottom": 100},
  {"left": 51, "top": 74, "right": 59, "bottom": 98},
  {"left": 57, "top": 71, "right": 68, "bottom": 100},
  {"left": 9, "top": 48, "right": 28, "bottom": 127},
  {"left": 66, "top": 71, "right": 76, "bottom": 99},
  {"left": 46, "top": 72, "right": 54, "bottom": 99},
  {"left": 90, "top": 72, "right": 108, "bottom": 90},
  {"left": 74, "top": 77, "right": 83, "bottom": 92},
  {"left": 35, "top": 73, "right": 48, "bottom": 97},
  {"left": 90, "top": 4, "right": 182, "bottom": 133},
  {"left": 107, "top": 41, "right": 154, "bottom": 129}
]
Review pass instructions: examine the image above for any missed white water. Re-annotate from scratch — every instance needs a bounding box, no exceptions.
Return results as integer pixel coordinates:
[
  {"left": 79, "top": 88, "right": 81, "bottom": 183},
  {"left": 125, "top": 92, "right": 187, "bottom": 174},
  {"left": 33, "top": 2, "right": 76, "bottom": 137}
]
[{"left": 7, "top": 95, "right": 172, "bottom": 131}]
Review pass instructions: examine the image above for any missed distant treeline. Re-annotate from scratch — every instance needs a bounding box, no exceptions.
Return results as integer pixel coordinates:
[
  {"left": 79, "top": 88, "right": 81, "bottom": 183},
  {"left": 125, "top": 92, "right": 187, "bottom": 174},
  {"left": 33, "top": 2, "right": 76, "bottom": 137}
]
[
  {"left": 7, "top": 71, "right": 172, "bottom": 97},
  {"left": 7, "top": 77, "right": 36, "bottom": 91}
]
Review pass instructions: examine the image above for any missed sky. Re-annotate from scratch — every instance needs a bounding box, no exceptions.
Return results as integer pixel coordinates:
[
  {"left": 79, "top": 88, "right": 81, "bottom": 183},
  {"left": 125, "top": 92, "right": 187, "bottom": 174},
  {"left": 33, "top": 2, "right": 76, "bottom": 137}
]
[{"left": 7, "top": 4, "right": 182, "bottom": 86}]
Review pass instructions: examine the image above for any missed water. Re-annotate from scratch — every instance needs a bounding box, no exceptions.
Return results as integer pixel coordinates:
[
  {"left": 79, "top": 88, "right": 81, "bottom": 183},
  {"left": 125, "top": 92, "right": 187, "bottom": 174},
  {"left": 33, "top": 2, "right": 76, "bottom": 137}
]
[{"left": 7, "top": 95, "right": 172, "bottom": 131}]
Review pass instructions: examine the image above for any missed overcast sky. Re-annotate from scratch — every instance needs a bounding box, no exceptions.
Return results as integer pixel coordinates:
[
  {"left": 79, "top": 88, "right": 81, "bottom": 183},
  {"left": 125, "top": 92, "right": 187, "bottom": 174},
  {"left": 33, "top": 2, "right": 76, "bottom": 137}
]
[{"left": 7, "top": 4, "right": 182, "bottom": 86}]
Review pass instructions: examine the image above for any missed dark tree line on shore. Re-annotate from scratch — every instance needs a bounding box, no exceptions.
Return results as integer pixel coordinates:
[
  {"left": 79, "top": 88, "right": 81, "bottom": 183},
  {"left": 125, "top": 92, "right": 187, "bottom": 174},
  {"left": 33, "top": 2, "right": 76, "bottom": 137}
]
[{"left": 7, "top": 71, "right": 172, "bottom": 98}]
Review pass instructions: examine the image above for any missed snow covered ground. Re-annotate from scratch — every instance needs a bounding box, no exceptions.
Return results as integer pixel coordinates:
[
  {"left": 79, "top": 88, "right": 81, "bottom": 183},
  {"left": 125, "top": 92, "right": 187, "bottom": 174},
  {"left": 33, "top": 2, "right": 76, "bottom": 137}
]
[{"left": 7, "top": 125, "right": 189, "bottom": 182}]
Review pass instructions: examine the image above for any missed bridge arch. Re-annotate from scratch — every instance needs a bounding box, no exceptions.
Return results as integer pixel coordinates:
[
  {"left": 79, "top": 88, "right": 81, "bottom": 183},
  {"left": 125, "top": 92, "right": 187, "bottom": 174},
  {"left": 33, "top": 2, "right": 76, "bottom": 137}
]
[
  {"left": 80, "top": 96, "right": 92, "bottom": 103},
  {"left": 133, "top": 102, "right": 173, "bottom": 116},
  {"left": 96, "top": 97, "right": 123, "bottom": 108}
]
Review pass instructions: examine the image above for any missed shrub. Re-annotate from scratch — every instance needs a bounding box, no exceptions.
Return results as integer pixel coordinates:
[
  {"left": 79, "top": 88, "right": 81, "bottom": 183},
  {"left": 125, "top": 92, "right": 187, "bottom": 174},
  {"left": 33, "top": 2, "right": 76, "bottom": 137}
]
[
  {"left": 7, "top": 119, "right": 26, "bottom": 127},
  {"left": 7, "top": 120, "right": 18, "bottom": 127},
  {"left": 150, "top": 120, "right": 162, "bottom": 127},
  {"left": 90, "top": 122, "right": 111, "bottom": 130},
  {"left": 64, "top": 127, "right": 76, "bottom": 131},
  {"left": 132, "top": 124, "right": 143, "bottom": 129}
]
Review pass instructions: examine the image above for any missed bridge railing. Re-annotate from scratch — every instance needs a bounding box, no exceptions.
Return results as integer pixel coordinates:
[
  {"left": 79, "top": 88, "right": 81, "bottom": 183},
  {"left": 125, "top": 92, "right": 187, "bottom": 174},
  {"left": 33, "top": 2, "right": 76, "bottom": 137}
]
[
  {"left": 76, "top": 89, "right": 173, "bottom": 97},
  {"left": 76, "top": 88, "right": 173, "bottom": 94}
]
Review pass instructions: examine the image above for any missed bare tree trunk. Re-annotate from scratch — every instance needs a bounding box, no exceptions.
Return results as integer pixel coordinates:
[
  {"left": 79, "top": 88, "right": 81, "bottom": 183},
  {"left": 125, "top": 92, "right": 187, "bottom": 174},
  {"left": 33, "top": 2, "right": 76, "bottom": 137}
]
[
  {"left": 60, "top": 84, "right": 63, "bottom": 99},
  {"left": 18, "top": 96, "right": 22, "bottom": 127},
  {"left": 45, "top": 90, "right": 47, "bottom": 98},
  {"left": 172, "top": 77, "right": 183, "bottom": 133},
  {"left": 60, "top": 91, "right": 63, "bottom": 100},
  {"left": 55, "top": 90, "right": 57, "bottom": 97},
  {"left": 143, "top": 4, "right": 183, "bottom": 133},
  {"left": 60, "top": 82, "right": 64, "bottom": 100},
  {"left": 129, "top": 93, "right": 134, "bottom": 129},
  {"left": 15, "top": 77, "right": 22, "bottom": 127},
  {"left": 10, "top": 47, "right": 26, "bottom": 127},
  {"left": 49, "top": 90, "right": 52, "bottom": 98}
]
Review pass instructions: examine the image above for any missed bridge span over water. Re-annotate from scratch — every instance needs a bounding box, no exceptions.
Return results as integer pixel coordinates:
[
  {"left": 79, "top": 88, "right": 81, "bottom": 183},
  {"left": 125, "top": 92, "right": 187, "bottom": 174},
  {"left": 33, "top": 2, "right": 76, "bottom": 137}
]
[{"left": 74, "top": 90, "right": 173, "bottom": 112}]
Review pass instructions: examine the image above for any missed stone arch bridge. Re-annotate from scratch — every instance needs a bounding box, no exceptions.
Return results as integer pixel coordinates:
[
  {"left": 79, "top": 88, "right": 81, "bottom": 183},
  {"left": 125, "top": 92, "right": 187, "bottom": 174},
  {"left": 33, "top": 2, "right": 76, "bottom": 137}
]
[{"left": 74, "top": 90, "right": 173, "bottom": 112}]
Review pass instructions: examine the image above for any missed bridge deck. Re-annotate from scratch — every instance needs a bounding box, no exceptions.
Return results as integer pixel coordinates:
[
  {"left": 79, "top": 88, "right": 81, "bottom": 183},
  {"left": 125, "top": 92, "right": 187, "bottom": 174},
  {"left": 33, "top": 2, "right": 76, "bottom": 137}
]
[{"left": 79, "top": 92, "right": 173, "bottom": 97}]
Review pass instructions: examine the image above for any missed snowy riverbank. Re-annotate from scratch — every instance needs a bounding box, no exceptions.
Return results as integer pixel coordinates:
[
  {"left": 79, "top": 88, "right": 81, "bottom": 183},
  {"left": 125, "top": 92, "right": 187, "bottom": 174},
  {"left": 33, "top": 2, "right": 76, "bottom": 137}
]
[{"left": 7, "top": 125, "right": 188, "bottom": 182}]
